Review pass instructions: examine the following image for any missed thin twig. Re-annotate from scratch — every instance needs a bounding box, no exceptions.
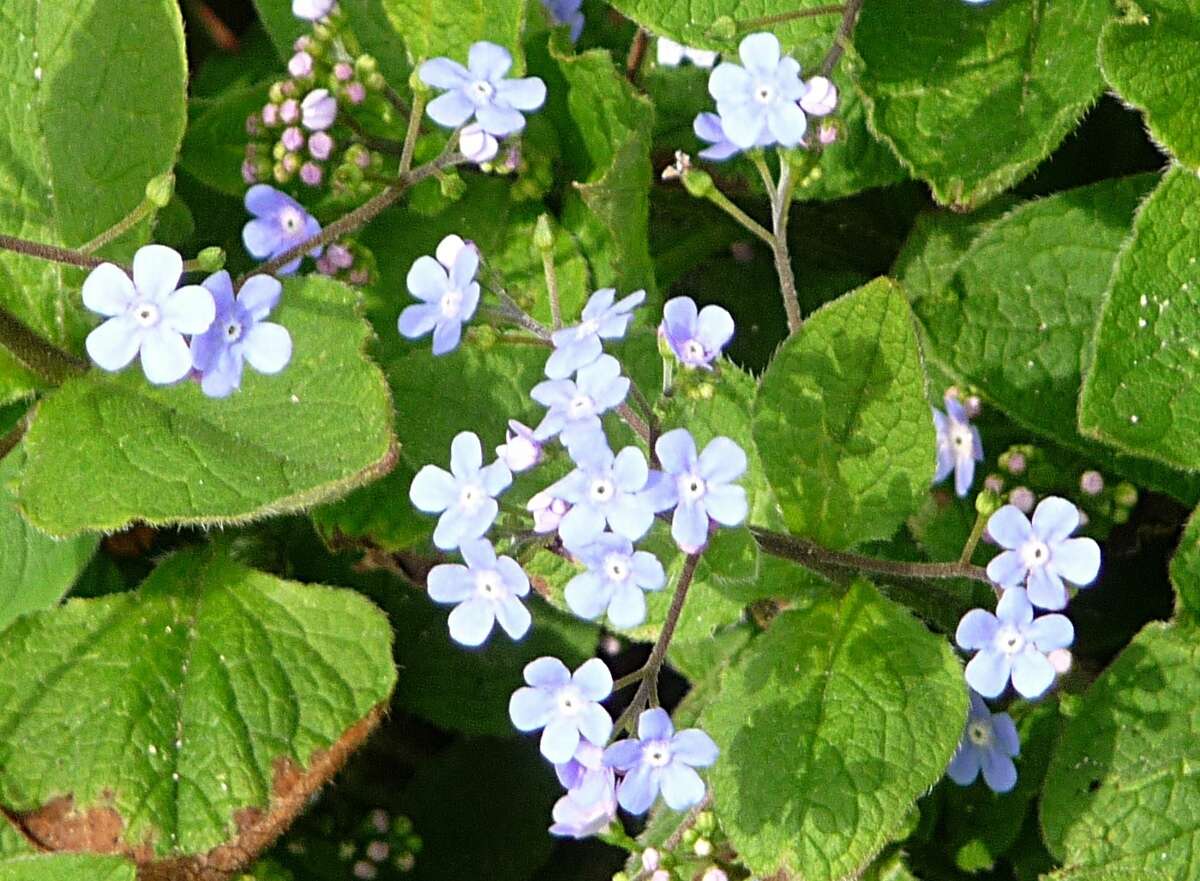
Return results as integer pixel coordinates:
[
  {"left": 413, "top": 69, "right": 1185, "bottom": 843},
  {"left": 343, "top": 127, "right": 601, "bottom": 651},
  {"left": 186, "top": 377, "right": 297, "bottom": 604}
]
[
  {"left": 626, "top": 28, "right": 650, "bottom": 81},
  {"left": 0, "top": 414, "right": 29, "bottom": 464},
  {"left": 0, "top": 234, "right": 107, "bottom": 270},
  {"left": 80, "top": 199, "right": 155, "bottom": 255},
  {"left": 763, "top": 160, "right": 803, "bottom": 334},
  {"left": 959, "top": 508, "right": 988, "bottom": 564},
  {"left": 0, "top": 308, "right": 88, "bottom": 384},
  {"left": 703, "top": 188, "right": 774, "bottom": 246},
  {"left": 819, "top": 0, "right": 864, "bottom": 76},
  {"left": 738, "top": 4, "right": 845, "bottom": 30},
  {"left": 398, "top": 91, "right": 427, "bottom": 176}
]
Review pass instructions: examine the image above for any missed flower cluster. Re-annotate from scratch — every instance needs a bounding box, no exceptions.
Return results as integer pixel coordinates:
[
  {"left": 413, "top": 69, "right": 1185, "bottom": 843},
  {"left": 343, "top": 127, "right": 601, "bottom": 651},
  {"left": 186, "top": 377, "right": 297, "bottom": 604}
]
[{"left": 81, "top": 245, "right": 292, "bottom": 397}]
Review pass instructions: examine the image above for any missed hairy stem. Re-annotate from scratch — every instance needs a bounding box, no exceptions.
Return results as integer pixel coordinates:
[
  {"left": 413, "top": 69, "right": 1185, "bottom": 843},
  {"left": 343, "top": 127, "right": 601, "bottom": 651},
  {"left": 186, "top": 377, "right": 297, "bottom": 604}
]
[
  {"left": 625, "top": 28, "right": 650, "bottom": 81},
  {"left": 398, "top": 91, "right": 427, "bottom": 176},
  {"left": 739, "top": 4, "right": 845, "bottom": 29},
  {"left": 0, "top": 414, "right": 29, "bottom": 464},
  {"left": 960, "top": 508, "right": 989, "bottom": 564},
  {"left": 0, "top": 308, "right": 88, "bottom": 385},
  {"left": 762, "top": 159, "right": 803, "bottom": 334},
  {"left": 702, "top": 187, "right": 775, "bottom": 247},
  {"left": 541, "top": 246, "right": 562, "bottom": 331},
  {"left": 79, "top": 199, "right": 155, "bottom": 255},
  {"left": 0, "top": 234, "right": 107, "bottom": 270},
  {"left": 819, "top": 0, "right": 864, "bottom": 76}
]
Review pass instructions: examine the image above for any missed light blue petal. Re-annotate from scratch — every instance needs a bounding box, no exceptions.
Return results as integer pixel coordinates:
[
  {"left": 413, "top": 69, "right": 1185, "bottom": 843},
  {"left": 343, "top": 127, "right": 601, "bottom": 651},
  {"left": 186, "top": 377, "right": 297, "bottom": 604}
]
[
  {"left": 447, "top": 597, "right": 496, "bottom": 646},
  {"left": 965, "top": 650, "right": 1011, "bottom": 699},
  {"left": 617, "top": 764, "right": 660, "bottom": 815},
  {"left": 86, "top": 316, "right": 143, "bottom": 372},
  {"left": 427, "top": 563, "right": 472, "bottom": 603},
  {"left": 1010, "top": 649, "right": 1054, "bottom": 699},
  {"left": 956, "top": 608, "right": 999, "bottom": 650},
  {"left": 1024, "top": 613, "right": 1073, "bottom": 651},
  {"left": 544, "top": 335, "right": 602, "bottom": 379},
  {"left": 954, "top": 456, "right": 976, "bottom": 497},
  {"left": 426, "top": 90, "right": 476, "bottom": 129},
  {"left": 398, "top": 303, "right": 440, "bottom": 340},
  {"left": 662, "top": 297, "right": 699, "bottom": 341},
  {"left": 672, "top": 501, "right": 710, "bottom": 552},
  {"left": 703, "top": 485, "right": 747, "bottom": 526},
  {"left": 431, "top": 318, "right": 464, "bottom": 355},
  {"left": 494, "top": 594, "right": 532, "bottom": 640},
  {"left": 409, "top": 465, "right": 457, "bottom": 512},
  {"left": 708, "top": 63, "right": 752, "bottom": 104},
  {"left": 981, "top": 749, "right": 1017, "bottom": 793},
  {"left": 1052, "top": 537, "right": 1101, "bottom": 586},
  {"left": 695, "top": 304, "right": 735, "bottom": 354},
  {"left": 987, "top": 505, "right": 1033, "bottom": 549},
  {"left": 419, "top": 56, "right": 471, "bottom": 90},
  {"left": 985, "top": 550, "right": 1027, "bottom": 589},
  {"left": 468, "top": 41, "right": 514, "bottom": 81},
  {"left": 236, "top": 274, "right": 282, "bottom": 320},
  {"left": 659, "top": 762, "right": 705, "bottom": 810},
  {"left": 525, "top": 655, "right": 571, "bottom": 688},
  {"left": 577, "top": 703, "right": 613, "bottom": 747},
  {"left": 460, "top": 538, "right": 496, "bottom": 570},
  {"left": 738, "top": 32, "right": 781, "bottom": 76},
  {"left": 476, "top": 102, "right": 526, "bottom": 136},
  {"left": 495, "top": 76, "right": 547, "bottom": 110},
  {"left": 992, "top": 712, "right": 1020, "bottom": 757},
  {"left": 559, "top": 504, "right": 606, "bottom": 548},
  {"left": 656, "top": 428, "right": 698, "bottom": 475},
  {"left": 607, "top": 583, "right": 647, "bottom": 630},
  {"left": 1031, "top": 496, "right": 1080, "bottom": 543},
  {"left": 767, "top": 100, "right": 807, "bottom": 147},
  {"left": 631, "top": 551, "right": 665, "bottom": 590},
  {"left": 480, "top": 460, "right": 513, "bottom": 496},
  {"left": 670, "top": 729, "right": 718, "bottom": 767},
  {"left": 603, "top": 739, "right": 643, "bottom": 771},
  {"left": 612, "top": 447, "right": 649, "bottom": 491},
  {"left": 718, "top": 102, "right": 768, "bottom": 149},
  {"left": 698, "top": 437, "right": 746, "bottom": 484},
  {"left": 638, "top": 707, "right": 674, "bottom": 740},
  {"left": 541, "top": 717, "right": 582, "bottom": 764},
  {"left": 450, "top": 431, "right": 483, "bottom": 478},
  {"left": 606, "top": 495, "right": 654, "bottom": 542},
  {"left": 995, "top": 586, "right": 1034, "bottom": 627},
  {"left": 946, "top": 744, "right": 982, "bottom": 785},
  {"left": 242, "top": 219, "right": 284, "bottom": 260},
  {"left": 510, "top": 686, "right": 557, "bottom": 731},
  {"left": 407, "top": 255, "right": 449, "bottom": 302},
  {"left": 572, "top": 658, "right": 613, "bottom": 701},
  {"left": 1026, "top": 567, "right": 1067, "bottom": 611},
  {"left": 496, "top": 556, "right": 530, "bottom": 596}
]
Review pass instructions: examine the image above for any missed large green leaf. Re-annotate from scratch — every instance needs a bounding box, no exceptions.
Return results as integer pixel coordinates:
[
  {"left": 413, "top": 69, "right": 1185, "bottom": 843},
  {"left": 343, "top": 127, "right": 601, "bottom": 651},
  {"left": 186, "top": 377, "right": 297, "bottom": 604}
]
[
  {"left": 1100, "top": 0, "right": 1200, "bottom": 171},
  {"left": 380, "top": 0, "right": 528, "bottom": 70},
  {"left": 849, "top": 0, "right": 1109, "bottom": 208},
  {"left": 1079, "top": 168, "right": 1200, "bottom": 469},
  {"left": 1170, "top": 506, "right": 1200, "bottom": 614},
  {"left": 1041, "top": 621, "right": 1200, "bottom": 879},
  {"left": 700, "top": 580, "right": 967, "bottom": 881},
  {"left": 182, "top": 83, "right": 272, "bottom": 198},
  {"left": 0, "top": 0, "right": 187, "bottom": 402},
  {"left": 0, "top": 855, "right": 135, "bottom": 881},
  {"left": 18, "top": 276, "right": 395, "bottom": 536},
  {"left": 753, "top": 277, "right": 935, "bottom": 549},
  {"left": 0, "top": 546, "right": 395, "bottom": 870},
  {"left": 0, "top": 446, "right": 96, "bottom": 631}
]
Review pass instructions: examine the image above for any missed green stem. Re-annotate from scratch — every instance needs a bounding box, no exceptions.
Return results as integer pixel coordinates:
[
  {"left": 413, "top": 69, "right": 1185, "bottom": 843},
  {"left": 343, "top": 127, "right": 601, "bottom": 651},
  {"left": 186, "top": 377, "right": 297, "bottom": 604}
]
[
  {"left": 739, "top": 4, "right": 845, "bottom": 29},
  {"left": 0, "top": 414, "right": 28, "bottom": 464},
  {"left": 611, "top": 669, "right": 648, "bottom": 692},
  {"left": 79, "top": 199, "right": 155, "bottom": 255},
  {"left": 399, "top": 90, "right": 427, "bottom": 176},
  {"left": 762, "top": 158, "right": 803, "bottom": 334},
  {"left": 702, "top": 188, "right": 774, "bottom": 247},
  {"left": 541, "top": 248, "right": 562, "bottom": 331},
  {"left": 0, "top": 234, "right": 107, "bottom": 270},
  {"left": 0, "top": 308, "right": 88, "bottom": 384},
  {"left": 960, "top": 508, "right": 989, "bottom": 565}
]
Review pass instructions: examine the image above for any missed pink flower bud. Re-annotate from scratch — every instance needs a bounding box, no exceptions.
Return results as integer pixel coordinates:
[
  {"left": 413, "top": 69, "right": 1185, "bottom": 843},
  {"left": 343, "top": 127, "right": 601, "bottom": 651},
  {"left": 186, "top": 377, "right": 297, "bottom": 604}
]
[
  {"left": 262, "top": 103, "right": 280, "bottom": 127},
  {"left": 300, "top": 161, "right": 323, "bottom": 186},
  {"left": 301, "top": 88, "right": 337, "bottom": 131},
  {"left": 280, "top": 79, "right": 298, "bottom": 97},
  {"left": 1049, "top": 648, "right": 1073, "bottom": 675},
  {"left": 1006, "top": 452, "right": 1027, "bottom": 475},
  {"left": 349, "top": 268, "right": 369, "bottom": 285},
  {"left": 818, "top": 122, "right": 838, "bottom": 145},
  {"left": 984, "top": 474, "right": 1005, "bottom": 495},
  {"left": 281, "top": 126, "right": 306, "bottom": 152},
  {"left": 316, "top": 256, "right": 335, "bottom": 275},
  {"left": 702, "top": 869, "right": 729, "bottom": 881},
  {"left": 293, "top": 35, "right": 311, "bottom": 52},
  {"left": 308, "top": 130, "right": 334, "bottom": 160},
  {"left": 496, "top": 421, "right": 542, "bottom": 473},
  {"left": 529, "top": 491, "right": 569, "bottom": 533},
  {"left": 328, "top": 243, "right": 354, "bottom": 269},
  {"left": 241, "top": 161, "right": 260, "bottom": 184},
  {"left": 800, "top": 76, "right": 838, "bottom": 117},
  {"left": 292, "top": 0, "right": 335, "bottom": 20},
  {"left": 279, "top": 99, "right": 300, "bottom": 124},
  {"left": 334, "top": 61, "right": 354, "bottom": 82},
  {"left": 354, "top": 148, "right": 371, "bottom": 168},
  {"left": 641, "top": 849, "right": 660, "bottom": 871},
  {"left": 1009, "top": 486, "right": 1035, "bottom": 514},
  {"left": 965, "top": 395, "right": 983, "bottom": 418},
  {"left": 245, "top": 112, "right": 262, "bottom": 135},
  {"left": 459, "top": 123, "right": 499, "bottom": 164},
  {"left": 288, "top": 51, "right": 314, "bottom": 78},
  {"left": 1080, "top": 470, "right": 1104, "bottom": 496},
  {"left": 345, "top": 81, "right": 367, "bottom": 104}
]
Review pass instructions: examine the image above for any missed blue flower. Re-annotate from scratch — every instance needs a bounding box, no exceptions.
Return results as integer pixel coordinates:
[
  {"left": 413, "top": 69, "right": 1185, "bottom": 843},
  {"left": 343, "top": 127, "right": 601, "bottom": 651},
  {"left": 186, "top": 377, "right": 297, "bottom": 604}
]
[
  {"left": 544, "top": 288, "right": 645, "bottom": 380},
  {"left": 655, "top": 429, "right": 748, "bottom": 552},
  {"left": 947, "top": 691, "right": 1020, "bottom": 793},
  {"left": 242, "top": 185, "right": 323, "bottom": 275},
  {"left": 550, "top": 742, "right": 618, "bottom": 838},
  {"left": 693, "top": 112, "right": 758, "bottom": 161},
  {"left": 985, "top": 497, "right": 1101, "bottom": 611},
  {"left": 427, "top": 538, "right": 531, "bottom": 646},
  {"left": 933, "top": 394, "right": 983, "bottom": 498},
  {"left": 419, "top": 42, "right": 547, "bottom": 137},
  {"left": 409, "top": 431, "right": 512, "bottom": 550},
  {"left": 190, "top": 271, "right": 292, "bottom": 398},
  {"left": 532, "top": 354, "right": 630, "bottom": 449},
  {"left": 564, "top": 533, "right": 666, "bottom": 628},
  {"left": 496, "top": 420, "right": 543, "bottom": 473},
  {"left": 604, "top": 708, "right": 719, "bottom": 814},
  {"left": 398, "top": 239, "right": 481, "bottom": 355},
  {"left": 542, "top": 0, "right": 585, "bottom": 42},
  {"left": 544, "top": 442, "right": 671, "bottom": 547},
  {"left": 82, "top": 245, "right": 216, "bottom": 385},
  {"left": 659, "top": 297, "right": 734, "bottom": 369},
  {"left": 509, "top": 656, "right": 614, "bottom": 763},
  {"left": 956, "top": 587, "right": 1073, "bottom": 700},
  {"left": 707, "top": 32, "right": 807, "bottom": 150}
]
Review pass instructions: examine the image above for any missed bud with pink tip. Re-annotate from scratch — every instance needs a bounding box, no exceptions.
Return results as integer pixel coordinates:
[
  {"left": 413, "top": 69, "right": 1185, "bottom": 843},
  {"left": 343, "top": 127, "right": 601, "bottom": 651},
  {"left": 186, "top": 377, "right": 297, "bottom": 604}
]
[
  {"left": 301, "top": 89, "right": 337, "bottom": 131},
  {"left": 460, "top": 123, "right": 499, "bottom": 164},
  {"left": 327, "top": 243, "right": 354, "bottom": 269},
  {"left": 1080, "top": 470, "right": 1104, "bottom": 496},
  {"left": 241, "top": 161, "right": 260, "bottom": 184},
  {"left": 349, "top": 268, "right": 370, "bottom": 285},
  {"left": 641, "top": 849, "right": 660, "bottom": 871},
  {"left": 496, "top": 421, "right": 542, "bottom": 472},
  {"left": 334, "top": 61, "right": 354, "bottom": 82},
  {"left": 281, "top": 126, "right": 306, "bottom": 152},
  {"left": 300, "top": 162, "right": 323, "bottom": 186},
  {"left": 1049, "top": 648, "right": 1072, "bottom": 675},
  {"left": 529, "top": 491, "right": 569, "bottom": 534},
  {"left": 288, "top": 51, "right": 314, "bottom": 78},
  {"left": 246, "top": 113, "right": 263, "bottom": 136},
  {"left": 702, "top": 869, "right": 729, "bottom": 881},
  {"left": 345, "top": 81, "right": 367, "bottom": 104},
  {"left": 262, "top": 103, "right": 280, "bottom": 127},
  {"left": 308, "top": 131, "right": 334, "bottom": 160},
  {"left": 818, "top": 123, "right": 839, "bottom": 145},
  {"left": 800, "top": 75, "right": 838, "bottom": 117},
  {"left": 279, "top": 99, "right": 300, "bottom": 125},
  {"left": 1009, "top": 486, "right": 1035, "bottom": 514}
]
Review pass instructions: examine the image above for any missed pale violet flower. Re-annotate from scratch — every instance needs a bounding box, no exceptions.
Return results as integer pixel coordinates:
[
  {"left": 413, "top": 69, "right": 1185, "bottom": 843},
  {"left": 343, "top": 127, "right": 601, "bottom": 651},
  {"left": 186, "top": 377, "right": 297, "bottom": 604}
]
[
  {"left": 300, "top": 88, "right": 337, "bottom": 131},
  {"left": 564, "top": 533, "right": 665, "bottom": 628},
  {"left": 191, "top": 271, "right": 292, "bottom": 398},
  {"left": 409, "top": 431, "right": 512, "bottom": 550},
  {"left": 956, "top": 587, "right": 1073, "bottom": 700},
  {"left": 655, "top": 429, "right": 748, "bottom": 553},
  {"left": 419, "top": 42, "right": 547, "bottom": 137},
  {"left": 496, "top": 420, "right": 542, "bottom": 472},
  {"left": 427, "top": 539, "right": 531, "bottom": 646},
  {"left": 693, "top": 112, "right": 761, "bottom": 161},
  {"left": 604, "top": 708, "right": 719, "bottom": 814},
  {"left": 657, "top": 38, "right": 717, "bottom": 68},
  {"left": 550, "top": 742, "right": 617, "bottom": 838},
  {"left": 242, "top": 185, "right": 322, "bottom": 275},
  {"left": 544, "top": 443, "right": 670, "bottom": 547},
  {"left": 83, "top": 245, "right": 216, "bottom": 384},
  {"left": 509, "top": 656, "right": 614, "bottom": 763},
  {"left": 543, "top": 0, "right": 585, "bottom": 42},
  {"left": 434, "top": 233, "right": 469, "bottom": 269},
  {"left": 933, "top": 394, "right": 983, "bottom": 498},
  {"left": 398, "top": 239, "right": 480, "bottom": 355},
  {"left": 293, "top": 0, "right": 334, "bottom": 19},
  {"left": 985, "top": 497, "right": 1101, "bottom": 611},
  {"left": 532, "top": 354, "right": 630, "bottom": 448},
  {"left": 708, "top": 32, "right": 806, "bottom": 149},
  {"left": 660, "top": 297, "right": 734, "bottom": 369},
  {"left": 460, "top": 123, "right": 500, "bottom": 164},
  {"left": 545, "top": 288, "right": 646, "bottom": 380},
  {"left": 947, "top": 691, "right": 1020, "bottom": 793},
  {"left": 800, "top": 75, "right": 838, "bottom": 117}
]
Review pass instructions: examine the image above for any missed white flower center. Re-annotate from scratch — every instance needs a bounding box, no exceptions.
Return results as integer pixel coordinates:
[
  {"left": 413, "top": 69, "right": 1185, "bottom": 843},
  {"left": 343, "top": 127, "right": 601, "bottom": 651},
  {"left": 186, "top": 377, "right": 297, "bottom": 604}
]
[
  {"left": 578, "top": 318, "right": 600, "bottom": 337},
  {"left": 1020, "top": 538, "right": 1050, "bottom": 570},
  {"left": 682, "top": 338, "right": 706, "bottom": 363},
  {"left": 603, "top": 553, "right": 631, "bottom": 583},
  {"left": 440, "top": 288, "right": 464, "bottom": 318},
  {"left": 224, "top": 320, "right": 243, "bottom": 342},
  {"left": 589, "top": 478, "right": 615, "bottom": 504},
  {"left": 754, "top": 82, "right": 775, "bottom": 104},
  {"left": 967, "top": 720, "right": 993, "bottom": 748},
  {"left": 950, "top": 424, "right": 974, "bottom": 456},
  {"left": 475, "top": 569, "right": 506, "bottom": 600},
  {"left": 279, "top": 207, "right": 305, "bottom": 235},
  {"left": 643, "top": 740, "right": 672, "bottom": 768},
  {"left": 556, "top": 685, "right": 585, "bottom": 716},
  {"left": 568, "top": 393, "right": 595, "bottom": 419},
  {"left": 470, "top": 79, "right": 495, "bottom": 101},
  {"left": 458, "top": 482, "right": 486, "bottom": 512},
  {"left": 995, "top": 625, "right": 1026, "bottom": 656},
  {"left": 132, "top": 302, "right": 161, "bottom": 327},
  {"left": 678, "top": 472, "right": 707, "bottom": 503}
]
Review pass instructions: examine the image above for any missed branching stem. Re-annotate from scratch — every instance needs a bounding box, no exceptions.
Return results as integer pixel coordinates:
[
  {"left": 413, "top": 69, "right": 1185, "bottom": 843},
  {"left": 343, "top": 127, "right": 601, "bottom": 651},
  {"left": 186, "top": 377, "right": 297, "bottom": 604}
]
[
  {"left": 760, "top": 159, "right": 803, "bottom": 334},
  {"left": 819, "top": 0, "right": 864, "bottom": 76},
  {"left": 0, "top": 235, "right": 107, "bottom": 270}
]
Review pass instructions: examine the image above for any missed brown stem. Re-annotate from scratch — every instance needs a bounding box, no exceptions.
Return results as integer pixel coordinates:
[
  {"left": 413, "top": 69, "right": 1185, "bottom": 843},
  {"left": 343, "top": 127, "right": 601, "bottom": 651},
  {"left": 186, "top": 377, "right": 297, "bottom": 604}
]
[
  {"left": 762, "top": 160, "right": 802, "bottom": 334},
  {"left": 625, "top": 28, "right": 650, "bottom": 81},
  {"left": 819, "top": 0, "right": 864, "bottom": 76},
  {"left": 398, "top": 91, "right": 427, "bottom": 176},
  {"left": 0, "top": 308, "right": 88, "bottom": 384},
  {"left": 0, "top": 414, "right": 29, "bottom": 464},
  {"left": 739, "top": 4, "right": 845, "bottom": 29},
  {"left": 0, "top": 234, "right": 107, "bottom": 270}
]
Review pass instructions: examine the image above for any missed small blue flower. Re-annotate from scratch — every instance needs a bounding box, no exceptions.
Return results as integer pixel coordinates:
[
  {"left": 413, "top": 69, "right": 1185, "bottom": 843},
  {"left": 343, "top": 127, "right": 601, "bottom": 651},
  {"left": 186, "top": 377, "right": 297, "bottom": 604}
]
[
  {"left": 496, "top": 420, "right": 543, "bottom": 473},
  {"left": 947, "top": 691, "right": 1020, "bottom": 793},
  {"left": 551, "top": 742, "right": 618, "bottom": 838},
  {"left": 542, "top": 0, "right": 585, "bottom": 42},
  {"left": 604, "top": 708, "right": 718, "bottom": 814},
  {"left": 544, "top": 288, "right": 645, "bottom": 380},
  {"left": 564, "top": 533, "right": 666, "bottom": 628},
  {"left": 409, "top": 431, "right": 512, "bottom": 550},
  {"left": 655, "top": 429, "right": 748, "bottom": 552},
  {"left": 190, "top": 271, "right": 292, "bottom": 398},
  {"left": 985, "top": 497, "right": 1101, "bottom": 611},
  {"left": 509, "top": 656, "right": 614, "bottom": 763},
  {"left": 933, "top": 394, "right": 983, "bottom": 498},
  {"left": 694, "top": 112, "right": 755, "bottom": 161},
  {"left": 82, "top": 245, "right": 216, "bottom": 385},
  {"left": 707, "top": 32, "right": 807, "bottom": 150},
  {"left": 532, "top": 354, "right": 630, "bottom": 449},
  {"left": 544, "top": 442, "right": 671, "bottom": 547},
  {"left": 427, "top": 538, "right": 531, "bottom": 646},
  {"left": 242, "top": 185, "right": 323, "bottom": 275},
  {"left": 398, "top": 240, "right": 481, "bottom": 355},
  {"left": 956, "top": 587, "right": 1073, "bottom": 700},
  {"left": 659, "top": 297, "right": 734, "bottom": 369},
  {"left": 419, "top": 42, "right": 547, "bottom": 137}
]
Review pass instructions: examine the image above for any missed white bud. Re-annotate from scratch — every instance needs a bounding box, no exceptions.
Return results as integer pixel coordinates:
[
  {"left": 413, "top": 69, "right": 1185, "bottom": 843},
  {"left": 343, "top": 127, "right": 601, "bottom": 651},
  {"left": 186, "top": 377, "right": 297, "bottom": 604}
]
[
  {"left": 684, "top": 46, "right": 718, "bottom": 68},
  {"left": 497, "top": 421, "right": 542, "bottom": 472},
  {"left": 1049, "top": 648, "right": 1073, "bottom": 675},
  {"left": 529, "top": 491, "right": 569, "bottom": 533},
  {"left": 656, "top": 37, "right": 686, "bottom": 67},
  {"left": 460, "top": 123, "right": 499, "bottom": 164},
  {"left": 702, "top": 869, "right": 728, "bottom": 881},
  {"left": 693, "top": 838, "right": 712, "bottom": 857},
  {"left": 799, "top": 76, "right": 838, "bottom": 117},
  {"left": 641, "top": 848, "right": 660, "bottom": 871}
]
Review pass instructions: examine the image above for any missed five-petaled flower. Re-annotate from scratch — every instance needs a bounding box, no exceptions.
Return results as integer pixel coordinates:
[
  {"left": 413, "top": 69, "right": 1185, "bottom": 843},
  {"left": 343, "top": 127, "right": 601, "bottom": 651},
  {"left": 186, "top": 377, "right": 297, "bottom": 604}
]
[
  {"left": 427, "top": 538, "right": 531, "bottom": 646},
  {"left": 399, "top": 236, "right": 481, "bottom": 355},
  {"left": 933, "top": 393, "right": 983, "bottom": 498},
  {"left": 542, "top": 0, "right": 585, "bottom": 42},
  {"left": 509, "top": 656, "right": 614, "bottom": 763},
  {"left": 659, "top": 296, "right": 735, "bottom": 370},
  {"left": 564, "top": 532, "right": 665, "bottom": 628},
  {"left": 83, "top": 244, "right": 216, "bottom": 384},
  {"left": 655, "top": 429, "right": 748, "bottom": 552},
  {"left": 409, "top": 431, "right": 512, "bottom": 549},
  {"left": 985, "top": 497, "right": 1101, "bottom": 611},
  {"left": 544, "top": 288, "right": 645, "bottom": 380},
  {"left": 419, "top": 42, "right": 547, "bottom": 137},
  {"left": 532, "top": 354, "right": 630, "bottom": 450},
  {"left": 242, "top": 185, "right": 323, "bottom": 275},
  {"left": 707, "top": 32, "right": 807, "bottom": 150},
  {"left": 603, "top": 708, "right": 719, "bottom": 814},
  {"left": 946, "top": 690, "right": 1020, "bottom": 793},
  {"left": 956, "top": 587, "right": 1073, "bottom": 700},
  {"left": 191, "top": 271, "right": 292, "bottom": 398}
]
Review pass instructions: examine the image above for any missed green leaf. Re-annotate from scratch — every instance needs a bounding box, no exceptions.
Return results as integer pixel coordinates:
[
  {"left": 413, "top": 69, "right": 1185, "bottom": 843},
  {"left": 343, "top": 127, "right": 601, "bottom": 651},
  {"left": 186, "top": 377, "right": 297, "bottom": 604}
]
[
  {"left": 0, "top": 446, "right": 96, "bottom": 631},
  {"left": 699, "top": 580, "right": 967, "bottom": 881},
  {"left": 0, "top": 546, "right": 395, "bottom": 867},
  {"left": 380, "top": 0, "right": 528, "bottom": 70},
  {"left": 753, "top": 277, "right": 935, "bottom": 549},
  {"left": 17, "top": 276, "right": 395, "bottom": 537},
  {"left": 182, "top": 83, "right": 272, "bottom": 198},
  {"left": 250, "top": 0, "right": 309, "bottom": 60},
  {"left": 1100, "top": 0, "right": 1200, "bottom": 171},
  {"left": 0, "top": 0, "right": 187, "bottom": 402},
  {"left": 1041, "top": 620, "right": 1200, "bottom": 879},
  {"left": 1079, "top": 167, "right": 1200, "bottom": 469},
  {"left": 849, "top": 0, "right": 1108, "bottom": 208},
  {"left": 1170, "top": 505, "right": 1200, "bottom": 614},
  {"left": 794, "top": 89, "right": 909, "bottom": 202},
  {"left": 0, "top": 854, "right": 135, "bottom": 881}
]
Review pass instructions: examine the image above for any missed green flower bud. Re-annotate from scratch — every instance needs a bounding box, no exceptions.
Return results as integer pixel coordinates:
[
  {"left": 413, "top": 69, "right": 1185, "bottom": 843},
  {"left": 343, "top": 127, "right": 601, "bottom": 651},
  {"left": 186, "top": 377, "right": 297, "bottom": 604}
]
[
  {"left": 195, "top": 246, "right": 226, "bottom": 273},
  {"left": 268, "top": 82, "right": 287, "bottom": 104},
  {"left": 439, "top": 172, "right": 467, "bottom": 201},
  {"left": 1114, "top": 482, "right": 1138, "bottom": 509},
  {"left": 533, "top": 214, "right": 555, "bottom": 252},
  {"left": 682, "top": 168, "right": 715, "bottom": 199},
  {"left": 355, "top": 54, "right": 379, "bottom": 78},
  {"left": 975, "top": 487, "right": 1002, "bottom": 517},
  {"left": 144, "top": 172, "right": 175, "bottom": 209}
]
